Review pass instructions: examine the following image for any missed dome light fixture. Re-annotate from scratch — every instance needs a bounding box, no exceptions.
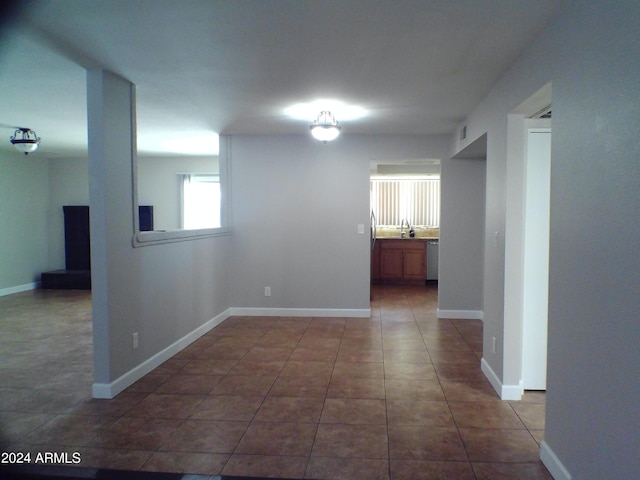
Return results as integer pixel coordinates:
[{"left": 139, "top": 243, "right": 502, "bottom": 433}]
[
  {"left": 310, "top": 111, "right": 341, "bottom": 142},
  {"left": 10, "top": 128, "right": 41, "bottom": 155}
]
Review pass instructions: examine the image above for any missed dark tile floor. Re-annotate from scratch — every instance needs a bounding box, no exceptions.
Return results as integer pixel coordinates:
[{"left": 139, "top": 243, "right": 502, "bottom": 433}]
[{"left": 0, "top": 285, "right": 551, "bottom": 479}]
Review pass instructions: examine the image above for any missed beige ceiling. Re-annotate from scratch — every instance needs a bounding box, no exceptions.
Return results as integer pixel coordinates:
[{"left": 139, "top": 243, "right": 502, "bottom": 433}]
[{"left": 0, "top": 0, "right": 564, "bottom": 158}]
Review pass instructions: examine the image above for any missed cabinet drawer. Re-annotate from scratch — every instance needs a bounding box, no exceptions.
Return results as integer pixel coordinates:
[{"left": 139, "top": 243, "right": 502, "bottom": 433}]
[{"left": 379, "top": 240, "right": 425, "bottom": 251}]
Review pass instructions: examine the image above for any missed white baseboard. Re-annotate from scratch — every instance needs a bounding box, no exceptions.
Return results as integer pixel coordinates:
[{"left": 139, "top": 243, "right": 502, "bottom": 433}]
[
  {"left": 0, "top": 282, "right": 39, "bottom": 297},
  {"left": 436, "top": 309, "right": 483, "bottom": 320},
  {"left": 481, "top": 357, "right": 503, "bottom": 395},
  {"left": 501, "top": 382, "right": 524, "bottom": 401},
  {"left": 92, "top": 308, "right": 232, "bottom": 399},
  {"left": 229, "top": 307, "right": 371, "bottom": 318},
  {"left": 540, "top": 440, "right": 572, "bottom": 480},
  {"left": 481, "top": 357, "right": 524, "bottom": 400}
]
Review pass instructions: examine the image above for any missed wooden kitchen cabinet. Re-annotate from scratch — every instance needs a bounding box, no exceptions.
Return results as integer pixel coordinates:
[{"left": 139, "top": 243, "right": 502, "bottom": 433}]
[
  {"left": 381, "top": 248, "right": 403, "bottom": 279},
  {"left": 402, "top": 248, "right": 426, "bottom": 280},
  {"left": 372, "top": 239, "right": 426, "bottom": 284}
]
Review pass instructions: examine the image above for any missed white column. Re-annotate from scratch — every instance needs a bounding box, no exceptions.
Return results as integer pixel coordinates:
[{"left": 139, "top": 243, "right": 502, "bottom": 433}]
[{"left": 86, "top": 69, "right": 137, "bottom": 398}]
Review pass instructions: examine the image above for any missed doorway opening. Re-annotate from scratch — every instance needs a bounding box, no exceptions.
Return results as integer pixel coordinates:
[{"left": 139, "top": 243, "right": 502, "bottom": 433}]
[
  {"left": 503, "top": 82, "right": 552, "bottom": 397},
  {"left": 369, "top": 161, "right": 441, "bottom": 300}
]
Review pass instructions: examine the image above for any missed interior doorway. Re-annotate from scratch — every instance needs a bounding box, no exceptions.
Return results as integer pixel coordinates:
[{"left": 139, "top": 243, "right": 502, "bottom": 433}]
[{"left": 503, "top": 82, "right": 552, "bottom": 397}]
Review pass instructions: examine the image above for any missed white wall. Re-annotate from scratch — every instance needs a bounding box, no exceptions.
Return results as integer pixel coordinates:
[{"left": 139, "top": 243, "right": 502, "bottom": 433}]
[
  {"left": 454, "top": 2, "right": 639, "bottom": 478},
  {"left": 2, "top": 151, "right": 218, "bottom": 295},
  {"left": 88, "top": 126, "right": 452, "bottom": 392},
  {"left": 47, "top": 157, "right": 89, "bottom": 270},
  {"left": 137, "top": 156, "right": 218, "bottom": 230},
  {"left": 0, "top": 152, "right": 51, "bottom": 293},
  {"left": 227, "top": 134, "right": 449, "bottom": 313},
  {"left": 46, "top": 155, "right": 217, "bottom": 270},
  {"left": 438, "top": 155, "right": 485, "bottom": 317},
  {"left": 543, "top": 4, "right": 639, "bottom": 477},
  {"left": 88, "top": 70, "right": 231, "bottom": 394}
]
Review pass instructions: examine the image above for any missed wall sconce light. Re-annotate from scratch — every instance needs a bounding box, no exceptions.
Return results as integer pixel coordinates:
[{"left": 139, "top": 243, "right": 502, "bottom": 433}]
[
  {"left": 310, "top": 111, "right": 341, "bottom": 142},
  {"left": 10, "top": 128, "right": 41, "bottom": 154}
]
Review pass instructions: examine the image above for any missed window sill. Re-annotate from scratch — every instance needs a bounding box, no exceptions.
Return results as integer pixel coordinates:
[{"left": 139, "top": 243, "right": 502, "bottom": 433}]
[{"left": 132, "top": 227, "right": 231, "bottom": 247}]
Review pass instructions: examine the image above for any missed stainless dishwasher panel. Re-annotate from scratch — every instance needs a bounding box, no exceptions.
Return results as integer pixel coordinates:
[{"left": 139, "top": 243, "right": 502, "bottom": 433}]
[{"left": 426, "top": 240, "right": 439, "bottom": 280}]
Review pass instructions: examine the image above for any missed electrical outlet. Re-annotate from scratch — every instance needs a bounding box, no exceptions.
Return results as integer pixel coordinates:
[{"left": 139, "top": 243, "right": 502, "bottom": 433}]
[
  {"left": 132, "top": 332, "right": 139, "bottom": 349},
  {"left": 264, "top": 286, "right": 271, "bottom": 297},
  {"left": 357, "top": 224, "right": 365, "bottom": 234}
]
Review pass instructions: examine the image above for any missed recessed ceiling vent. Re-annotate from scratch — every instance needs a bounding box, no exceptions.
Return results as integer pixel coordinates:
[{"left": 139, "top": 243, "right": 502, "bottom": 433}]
[
  {"left": 531, "top": 105, "right": 552, "bottom": 119},
  {"left": 460, "top": 125, "right": 467, "bottom": 141}
]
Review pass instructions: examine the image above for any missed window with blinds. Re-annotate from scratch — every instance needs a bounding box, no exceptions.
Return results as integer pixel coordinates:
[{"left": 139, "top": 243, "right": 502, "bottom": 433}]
[{"left": 370, "top": 178, "right": 440, "bottom": 226}]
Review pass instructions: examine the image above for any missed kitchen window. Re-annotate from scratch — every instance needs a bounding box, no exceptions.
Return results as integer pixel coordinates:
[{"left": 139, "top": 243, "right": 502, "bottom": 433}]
[{"left": 370, "top": 177, "right": 440, "bottom": 226}]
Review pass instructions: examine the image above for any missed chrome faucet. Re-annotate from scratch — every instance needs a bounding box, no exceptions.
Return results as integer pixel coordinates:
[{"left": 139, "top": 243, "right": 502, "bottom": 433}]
[{"left": 400, "top": 218, "right": 410, "bottom": 238}]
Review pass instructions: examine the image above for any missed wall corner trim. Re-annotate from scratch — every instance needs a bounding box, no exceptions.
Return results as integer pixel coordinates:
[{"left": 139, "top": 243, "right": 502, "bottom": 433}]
[
  {"left": 540, "top": 440, "right": 572, "bottom": 480},
  {"left": 436, "top": 309, "right": 484, "bottom": 320},
  {"left": 92, "top": 308, "right": 232, "bottom": 399},
  {"left": 480, "top": 357, "right": 524, "bottom": 400}
]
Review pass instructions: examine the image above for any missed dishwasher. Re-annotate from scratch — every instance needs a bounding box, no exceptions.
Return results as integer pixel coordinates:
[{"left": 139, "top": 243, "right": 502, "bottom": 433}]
[{"left": 426, "top": 240, "right": 439, "bottom": 281}]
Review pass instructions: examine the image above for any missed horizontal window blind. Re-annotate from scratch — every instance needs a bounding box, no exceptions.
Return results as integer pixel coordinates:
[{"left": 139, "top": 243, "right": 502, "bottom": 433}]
[{"left": 370, "top": 178, "right": 440, "bottom": 226}]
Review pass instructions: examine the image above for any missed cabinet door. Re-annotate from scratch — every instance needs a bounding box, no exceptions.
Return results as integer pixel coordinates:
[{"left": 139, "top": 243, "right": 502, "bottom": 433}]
[
  {"left": 380, "top": 249, "right": 403, "bottom": 279},
  {"left": 403, "top": 249, "right": 426, "bottom": 280}
]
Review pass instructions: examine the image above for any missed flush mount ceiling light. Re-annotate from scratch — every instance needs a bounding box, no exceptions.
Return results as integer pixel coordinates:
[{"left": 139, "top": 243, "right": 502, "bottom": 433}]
[
  {"left": 310, "top": 111, "right": 341, "bottom": 142},
  {"left": 10, "top": 128, "right": 41, "bottom": 155}
]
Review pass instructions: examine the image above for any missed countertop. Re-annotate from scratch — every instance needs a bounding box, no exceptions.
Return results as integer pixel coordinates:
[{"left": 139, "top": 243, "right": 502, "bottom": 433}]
[
  {"left": 375, "top": 236, "right": 439, "bottom": 241},
  {"left": 374, "top": 226, "right": 439, "bottom": 241}
]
